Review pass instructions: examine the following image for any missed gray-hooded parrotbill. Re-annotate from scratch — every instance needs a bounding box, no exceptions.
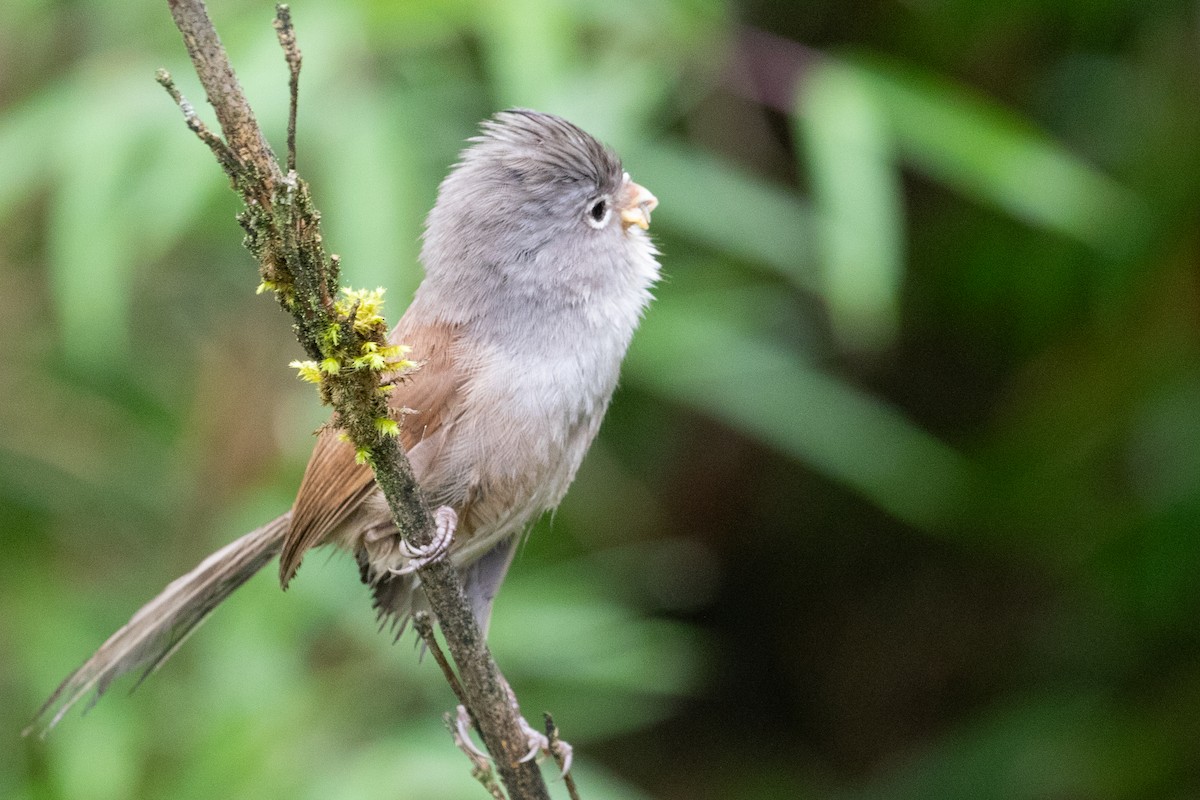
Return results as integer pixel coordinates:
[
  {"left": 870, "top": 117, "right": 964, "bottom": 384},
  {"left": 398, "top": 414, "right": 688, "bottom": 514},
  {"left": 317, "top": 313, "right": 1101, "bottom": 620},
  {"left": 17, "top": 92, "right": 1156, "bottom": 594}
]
[{"left": 30, "top": 109, "right": 660, "bottom": 732}]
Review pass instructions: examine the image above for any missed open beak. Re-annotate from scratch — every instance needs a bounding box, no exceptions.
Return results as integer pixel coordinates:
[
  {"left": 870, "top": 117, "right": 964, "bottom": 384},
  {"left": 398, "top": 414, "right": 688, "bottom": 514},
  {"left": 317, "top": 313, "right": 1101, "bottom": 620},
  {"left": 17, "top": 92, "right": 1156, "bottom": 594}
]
[{"left": 618, "top": 172, "right": 658, "bottom": 231}]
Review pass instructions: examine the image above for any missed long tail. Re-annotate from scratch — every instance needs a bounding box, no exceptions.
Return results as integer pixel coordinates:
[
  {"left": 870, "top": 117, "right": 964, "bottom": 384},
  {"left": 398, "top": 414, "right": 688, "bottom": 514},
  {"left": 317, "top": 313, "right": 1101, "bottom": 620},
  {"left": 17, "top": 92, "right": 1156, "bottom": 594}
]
[{"left": 26, "top": 513, "right": 291, "bottom": 736}]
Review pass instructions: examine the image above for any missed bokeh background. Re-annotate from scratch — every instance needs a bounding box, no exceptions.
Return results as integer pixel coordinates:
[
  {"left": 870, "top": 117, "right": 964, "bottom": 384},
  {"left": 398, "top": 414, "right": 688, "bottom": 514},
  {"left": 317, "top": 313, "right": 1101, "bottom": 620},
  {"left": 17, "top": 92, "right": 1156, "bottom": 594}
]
[{"left": 3, "top": 0, "right": 1199, "bottom": 797}]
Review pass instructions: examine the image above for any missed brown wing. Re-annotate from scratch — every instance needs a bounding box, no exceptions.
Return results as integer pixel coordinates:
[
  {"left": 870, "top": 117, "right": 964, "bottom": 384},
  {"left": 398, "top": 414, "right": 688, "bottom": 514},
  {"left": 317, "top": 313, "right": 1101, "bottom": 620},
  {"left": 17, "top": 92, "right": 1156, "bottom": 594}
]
[{"left": 279, "top": 319, "right": 464, "bottom": 587}]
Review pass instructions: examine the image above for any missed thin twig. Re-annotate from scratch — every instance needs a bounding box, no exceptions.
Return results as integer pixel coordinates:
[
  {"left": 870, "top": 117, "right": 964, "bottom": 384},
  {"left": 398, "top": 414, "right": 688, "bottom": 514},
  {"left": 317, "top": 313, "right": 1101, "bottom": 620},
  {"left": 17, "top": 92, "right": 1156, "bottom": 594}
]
[
  {"left": 413, "top": 611, "right": 468, "bottom": 708},
  {"left": 154, "top": 69, "right": 239, "bottom": 176},
  {"left": 416, "top": 611, "right": 496, "bottom": 777},
  {"left": 272, "top": 4, "right": 300, "bottom": 173},
  {"left": 545, "top": 713, "right": 581, "bottom": 800}
]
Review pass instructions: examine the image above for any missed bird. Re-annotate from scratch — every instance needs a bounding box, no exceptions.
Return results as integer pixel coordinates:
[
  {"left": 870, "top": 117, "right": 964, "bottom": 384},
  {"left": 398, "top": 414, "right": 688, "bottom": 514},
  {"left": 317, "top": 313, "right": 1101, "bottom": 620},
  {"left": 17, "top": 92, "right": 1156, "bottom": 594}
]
[{"left": 28, "top": 109, "right": 660, "bottom": 734}]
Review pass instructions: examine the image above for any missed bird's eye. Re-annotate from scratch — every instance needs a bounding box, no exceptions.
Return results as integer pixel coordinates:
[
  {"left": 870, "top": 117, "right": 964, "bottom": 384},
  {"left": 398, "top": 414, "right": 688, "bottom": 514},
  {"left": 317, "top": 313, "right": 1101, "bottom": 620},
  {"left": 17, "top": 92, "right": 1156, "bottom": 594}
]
[{"left": 586, "top": 197, "right": 611, "bottom": 228}]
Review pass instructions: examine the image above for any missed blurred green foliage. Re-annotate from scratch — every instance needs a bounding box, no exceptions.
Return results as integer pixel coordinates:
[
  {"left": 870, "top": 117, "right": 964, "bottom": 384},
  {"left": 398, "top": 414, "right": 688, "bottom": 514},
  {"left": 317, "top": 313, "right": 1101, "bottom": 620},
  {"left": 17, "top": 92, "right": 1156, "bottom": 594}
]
[{"left": 3, "top": 0, "right": 1200, "bottom": 798}]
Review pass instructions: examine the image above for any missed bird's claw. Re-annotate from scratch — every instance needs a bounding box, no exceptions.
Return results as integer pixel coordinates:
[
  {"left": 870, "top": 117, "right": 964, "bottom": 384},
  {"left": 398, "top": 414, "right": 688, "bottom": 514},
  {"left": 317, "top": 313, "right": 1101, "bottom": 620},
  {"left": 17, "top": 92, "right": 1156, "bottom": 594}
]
[
  {"left": 390, "top": 506, "right": 456, "bottom": 575},
  {"left": 516, "top": 712, "right": 573, "bottom": 776},
  {"left": 550, "top": 737, "right": 574, "bottom": 777},
  {"left": 517, "top": 714, "right": 548, "bottom": 763},
  {"left": 451, "top": 704, "right": 574, "bottom": 777},
  {"left": 453, "top": 705, "right": 491, "bottom": 765}
]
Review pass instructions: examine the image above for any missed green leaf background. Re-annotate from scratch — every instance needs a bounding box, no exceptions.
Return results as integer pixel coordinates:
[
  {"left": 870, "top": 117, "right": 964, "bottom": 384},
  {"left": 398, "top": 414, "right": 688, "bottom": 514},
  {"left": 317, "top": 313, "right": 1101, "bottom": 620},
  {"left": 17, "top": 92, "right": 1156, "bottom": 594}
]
[{"left": 3, "top": 0, "right": 1197, "bottom": 797}]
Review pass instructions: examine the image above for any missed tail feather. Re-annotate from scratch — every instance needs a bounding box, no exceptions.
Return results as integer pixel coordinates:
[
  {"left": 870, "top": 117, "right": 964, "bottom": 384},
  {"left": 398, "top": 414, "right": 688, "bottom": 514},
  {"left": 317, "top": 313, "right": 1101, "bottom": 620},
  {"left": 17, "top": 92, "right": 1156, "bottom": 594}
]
[
  {"left": 26, "top": 513, "right": 291, "bottom": 736},
  {"left": 355, "top": 549, "right": 422, "bottom": 641}
]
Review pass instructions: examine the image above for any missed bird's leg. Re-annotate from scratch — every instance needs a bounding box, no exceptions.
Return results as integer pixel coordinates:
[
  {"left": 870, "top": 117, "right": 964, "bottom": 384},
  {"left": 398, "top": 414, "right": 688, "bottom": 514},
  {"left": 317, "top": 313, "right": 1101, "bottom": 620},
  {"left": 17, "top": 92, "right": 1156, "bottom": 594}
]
[
  {"left": 453, "top": 676, "right": 576, "bottom": 777},
  {"left": 390, "top": 506, "right": 456, "bottom": 576},
  {"left": 452, "top": 692, "right": 574, "bottom": 777},
  {"left": 504, "top": 679, "right": 573, "bottom": 775}
]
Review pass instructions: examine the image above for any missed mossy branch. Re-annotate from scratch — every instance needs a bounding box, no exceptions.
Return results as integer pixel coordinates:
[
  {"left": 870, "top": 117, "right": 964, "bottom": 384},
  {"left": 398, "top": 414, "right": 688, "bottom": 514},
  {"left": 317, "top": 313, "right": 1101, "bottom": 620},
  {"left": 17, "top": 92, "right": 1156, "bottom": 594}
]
[{"left": 158, "top": 2, "right": 554, "bottom": 797}]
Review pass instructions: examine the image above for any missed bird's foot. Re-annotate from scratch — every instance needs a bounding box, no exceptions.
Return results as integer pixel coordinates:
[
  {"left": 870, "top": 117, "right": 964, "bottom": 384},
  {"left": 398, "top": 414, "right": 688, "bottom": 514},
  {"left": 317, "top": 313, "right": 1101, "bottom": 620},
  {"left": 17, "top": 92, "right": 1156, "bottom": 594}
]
[
  {"left": 499, "top": 680, "right": 574, "bottom": 775},
  {"left": 389, "top": 506, "right": 456, "bottom": 576},
  {"left": 452, "top": 704, "right": 492, "bottom": 768},
  {"left": 517, "top": 714, "right": 574, "bottom": 775},
  {"left": 449, "top": 706, "right": 505, "bottom": 799},
  {"left": 453, "top": 704, "right": 489, "bottom": 763},
  {"left": 452, "top": 703, "right": 574, "bottom": 777}
]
